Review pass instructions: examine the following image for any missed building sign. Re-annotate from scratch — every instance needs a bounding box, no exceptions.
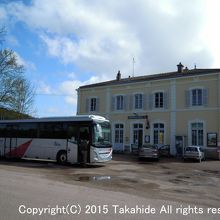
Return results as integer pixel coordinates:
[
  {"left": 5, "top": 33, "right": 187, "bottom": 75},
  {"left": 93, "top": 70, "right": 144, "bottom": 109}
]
[
  {"left": 128, "top": 115, "right": 147, "bottom": 119},
  {"left": 207, "top": 133, "right": 217, "bottom": 147}
]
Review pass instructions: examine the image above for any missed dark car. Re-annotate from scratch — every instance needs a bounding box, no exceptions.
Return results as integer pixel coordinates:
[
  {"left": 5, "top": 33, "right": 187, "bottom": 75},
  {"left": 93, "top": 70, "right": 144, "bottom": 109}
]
[
  {"left": 138, "top": 144, "right": 159, "bottom": 160},
  {"left": 157, "top": 145, "right": 170, "bottom": 157}
]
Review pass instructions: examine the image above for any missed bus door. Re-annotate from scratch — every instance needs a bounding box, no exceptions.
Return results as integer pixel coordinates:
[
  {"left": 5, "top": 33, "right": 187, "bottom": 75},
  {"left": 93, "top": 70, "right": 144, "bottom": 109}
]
[
  {"left": 66, "top": 123, "right": 78, "bottom": 164},
  {"left": 78, "top": 126, "right": 90, "bottom": 164},
  {"left": 67, "top": 139, "right": 78, "bottom": 164},
  {"left": 4, "top": 124, "right": 18, "bottom": 158}
]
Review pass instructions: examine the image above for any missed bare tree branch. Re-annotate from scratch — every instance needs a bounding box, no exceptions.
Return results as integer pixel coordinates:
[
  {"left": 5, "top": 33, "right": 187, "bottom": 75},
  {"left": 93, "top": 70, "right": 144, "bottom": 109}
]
[
  {"left": 0, "top": 26, "right": 6, "bottom": 45},
  {"left": 0, "top": 26, "right": 35, "bottom": 115}
]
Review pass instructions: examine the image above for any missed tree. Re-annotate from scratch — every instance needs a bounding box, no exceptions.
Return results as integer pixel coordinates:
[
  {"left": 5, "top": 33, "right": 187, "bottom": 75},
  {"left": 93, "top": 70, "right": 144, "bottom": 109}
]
[
  {"left": 7, "top": 76, "right": 35, "bottom": 114},
  {"left": 0, "top": 49, "right": 23, "bottom": 102},
  {"left": 0, "top": 26, "right": 6, "bottom": 45},
  {"left": 0, "top": 27, "right": 35, "bottom": 115}
]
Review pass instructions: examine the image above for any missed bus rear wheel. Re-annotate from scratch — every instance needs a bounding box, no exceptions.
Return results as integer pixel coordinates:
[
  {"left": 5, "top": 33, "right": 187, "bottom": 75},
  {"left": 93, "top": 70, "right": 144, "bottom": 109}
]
[{"left": 57, "top": 151, "right": 67, "bottom": 165}]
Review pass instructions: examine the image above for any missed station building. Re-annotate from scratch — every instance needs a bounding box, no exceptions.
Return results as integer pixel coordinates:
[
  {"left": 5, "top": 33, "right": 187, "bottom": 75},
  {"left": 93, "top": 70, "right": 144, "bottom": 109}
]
[{"left": 77, "top": 63, "right": 220, "bottom": 158}]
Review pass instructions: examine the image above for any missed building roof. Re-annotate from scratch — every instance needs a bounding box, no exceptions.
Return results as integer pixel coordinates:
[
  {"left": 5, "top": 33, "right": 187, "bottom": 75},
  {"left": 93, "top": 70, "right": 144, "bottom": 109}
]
[{"left": 79, "top": 68, "right": 220, "bottom": 89}]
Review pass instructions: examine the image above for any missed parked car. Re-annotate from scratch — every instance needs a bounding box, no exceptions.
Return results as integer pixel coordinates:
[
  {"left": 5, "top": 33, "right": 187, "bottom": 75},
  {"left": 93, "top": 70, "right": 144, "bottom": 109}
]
[
  {"left": 183, "top": 146, "right": 205, "bottom": 162},
  {"left": 138, "top": 144, "right": 159, "bottom": 160},
  {"left": 157, "top": 144, "right": 170, "bottom": 157}
]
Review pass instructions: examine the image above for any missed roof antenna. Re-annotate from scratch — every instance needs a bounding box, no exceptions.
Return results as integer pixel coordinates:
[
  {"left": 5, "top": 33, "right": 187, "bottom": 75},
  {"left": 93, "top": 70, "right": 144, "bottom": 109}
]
[{"left": 132, "top": 57, "right": 135, "bottom": 77}]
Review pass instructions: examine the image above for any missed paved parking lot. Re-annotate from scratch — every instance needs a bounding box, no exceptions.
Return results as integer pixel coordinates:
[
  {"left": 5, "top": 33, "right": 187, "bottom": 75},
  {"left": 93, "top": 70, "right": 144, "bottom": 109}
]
[{"left": 0, "top": 154, "right": 220, "bottom": 209}]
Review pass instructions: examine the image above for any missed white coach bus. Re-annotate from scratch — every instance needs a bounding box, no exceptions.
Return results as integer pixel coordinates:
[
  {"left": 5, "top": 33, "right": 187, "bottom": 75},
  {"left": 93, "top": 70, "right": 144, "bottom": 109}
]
[{"left": 0, "top": 115, "right": 112, "bottom": 164}]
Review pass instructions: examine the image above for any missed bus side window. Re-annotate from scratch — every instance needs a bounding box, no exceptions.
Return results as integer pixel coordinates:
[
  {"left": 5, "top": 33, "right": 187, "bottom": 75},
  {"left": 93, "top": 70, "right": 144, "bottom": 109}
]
[
  {"left": 18, "top": 123, "right": 38, "bottom": 138},
  {"left": 53, "top": 123, "right": 65, "bottom": 139},
  {"left": 79, "top": 127, "right": 90, "bottom": 141},
  {"left": 66, "top": 124, "right": 78, "bottom": 141},
  {"left": 0, "top": 124, "right": 6, "bottom": 137}
]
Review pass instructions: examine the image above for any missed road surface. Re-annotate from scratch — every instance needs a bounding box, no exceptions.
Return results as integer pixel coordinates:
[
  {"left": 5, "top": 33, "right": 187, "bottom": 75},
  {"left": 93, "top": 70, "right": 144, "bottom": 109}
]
[{"left": 0, "top": 160, "right": 219, "bottom": 220}]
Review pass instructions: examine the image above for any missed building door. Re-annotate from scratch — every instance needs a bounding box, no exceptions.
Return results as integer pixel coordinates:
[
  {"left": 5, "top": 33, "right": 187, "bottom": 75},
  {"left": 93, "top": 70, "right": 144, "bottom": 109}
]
[
  {"left": 132, "top": 123, "right": 143, "bottom": 148},
  {"left": 114, "top": 124, "right": 124, "bottom": 151}
]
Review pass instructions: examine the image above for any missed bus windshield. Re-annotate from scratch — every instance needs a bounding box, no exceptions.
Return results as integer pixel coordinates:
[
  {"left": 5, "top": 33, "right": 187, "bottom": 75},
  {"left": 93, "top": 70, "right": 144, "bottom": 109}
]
[{"left": 92, "top": 121, "right": 111, "bottom": 147}]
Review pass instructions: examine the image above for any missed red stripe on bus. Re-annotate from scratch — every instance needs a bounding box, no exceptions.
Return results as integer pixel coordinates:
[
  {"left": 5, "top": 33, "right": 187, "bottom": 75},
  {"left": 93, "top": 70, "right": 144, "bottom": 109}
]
[{"left": 6, "top": 140, "right": 32, "bottom": 158}]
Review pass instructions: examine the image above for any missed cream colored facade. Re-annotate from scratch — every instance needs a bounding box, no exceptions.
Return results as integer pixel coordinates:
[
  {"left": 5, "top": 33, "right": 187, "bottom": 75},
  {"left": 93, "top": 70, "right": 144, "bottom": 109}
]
[{"left": 77, "top": 65, "right": 220, "bottom": 158}]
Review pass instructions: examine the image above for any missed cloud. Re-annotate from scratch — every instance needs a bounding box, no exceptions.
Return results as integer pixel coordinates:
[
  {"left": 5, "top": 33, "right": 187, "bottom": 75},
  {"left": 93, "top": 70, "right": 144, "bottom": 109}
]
[
  {"left": 0, "top": 6, "right": 7, "bottom": 21},
  {"left": 36, "top": 75, "right": 104, "bottom": 110},
  {"left": 2, "top": 0, "right": 219, "bottom": 117},
  {"left": 59, "top": 75, "right": 106, "bottom": 105},
  {"left": 14, "top": 52, "right": 36, "bottom": 71},
  {"left": 1, "top": 0, "right": 204, "bottom": 76},
  {"left": 36, "top": 81, "right": 53, "bottom": 94},
  {"left": 1, "top": 0, "right": 217, "bottom": 78},
  {"left": 6, "top": 35, "right": 19, "bottom": 46}
]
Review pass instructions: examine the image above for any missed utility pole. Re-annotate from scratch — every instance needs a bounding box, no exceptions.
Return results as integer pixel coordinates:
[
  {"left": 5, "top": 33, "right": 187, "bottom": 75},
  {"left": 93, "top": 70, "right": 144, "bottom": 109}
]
[{"left": 132, "top": 57, "right": 135, "bottom": 77}]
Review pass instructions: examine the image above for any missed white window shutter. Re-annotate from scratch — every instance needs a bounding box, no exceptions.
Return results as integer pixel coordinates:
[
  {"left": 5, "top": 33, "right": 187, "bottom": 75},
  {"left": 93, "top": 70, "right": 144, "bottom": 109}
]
[
  {"left": 86, "top": 98, "right": 89, "bottom": 112},
  {"left": 96, "top": 98, "right": 99, "bottom": 112},
  {"left": 123, "top": 95, "right": 127, "bottom": 110},
  {"left": 203, "top": 88, "right": 208, "bottom": 106},
  {"left": 185, "top": 90, "right": 190, "bottom": 107},
  {"left": 140, "top": 94, "right": 143, "bottom": 109},
  {"left": 129, "top": 95, "right": 133, "bottom": 110},
  {"left": 143, "top": 94, "right": 147, "bottom": 110},
  {"left": 164, "top": 92, "right": 168, "bottom": 109},
  {"left": 111, "top": 96, "right": 115, "bottom": 111},
  {"left": 149, "top": 94, "right": 153, "bottom": 110}
]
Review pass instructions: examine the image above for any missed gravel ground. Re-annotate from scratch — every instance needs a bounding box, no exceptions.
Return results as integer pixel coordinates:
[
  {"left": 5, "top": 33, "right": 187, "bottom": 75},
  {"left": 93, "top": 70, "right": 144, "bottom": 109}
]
[{"left": 0, "top": 154, "right": 220, "bottom": 208}]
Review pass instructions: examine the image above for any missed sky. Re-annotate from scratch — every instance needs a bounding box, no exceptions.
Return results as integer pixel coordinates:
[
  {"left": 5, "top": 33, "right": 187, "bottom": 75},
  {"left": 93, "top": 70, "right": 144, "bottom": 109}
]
[{"left": 0, "top": 0, "right": 220, "bottom": 117}]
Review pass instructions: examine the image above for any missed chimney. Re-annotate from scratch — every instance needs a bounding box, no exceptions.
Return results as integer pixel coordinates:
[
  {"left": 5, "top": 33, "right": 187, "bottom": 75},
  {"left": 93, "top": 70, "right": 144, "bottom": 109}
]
[
  {"left": 116, "top": 70, "right": 121, "bottom": 80},
  {"left": 177, "top": 62, "right": 184, "bottom": 73},
  {"left": 184, "top": 66, "right": 188, "bottom": 71}
]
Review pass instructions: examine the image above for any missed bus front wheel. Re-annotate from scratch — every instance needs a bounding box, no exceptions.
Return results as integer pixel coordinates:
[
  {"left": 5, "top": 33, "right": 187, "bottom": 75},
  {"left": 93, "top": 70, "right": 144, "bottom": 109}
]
[{"left": 57, "top": 151, "right": 67, "bottom": 165}]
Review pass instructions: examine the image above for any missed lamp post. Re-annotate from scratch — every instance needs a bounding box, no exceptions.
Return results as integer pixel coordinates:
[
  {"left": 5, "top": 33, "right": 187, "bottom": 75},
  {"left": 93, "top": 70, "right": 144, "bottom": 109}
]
[{"left": 145, "top": 115, "right": 150, "bottom": 129}]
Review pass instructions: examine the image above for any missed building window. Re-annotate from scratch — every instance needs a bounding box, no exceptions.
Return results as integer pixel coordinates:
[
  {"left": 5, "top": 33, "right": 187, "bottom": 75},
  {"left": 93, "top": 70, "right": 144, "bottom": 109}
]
[
  {"left": 186, "top": 88, "right": 208, "bottom": 107},
  {"left": 154, "top": 92, "right": 164, "bottom": 108},
  {"left": 116, "top": 95, "right": 124, "bottom": 110},
  {"left": 90, "top": 98, "right": 97, "bottom": 112},
  {"left": 192, "top": 89, "right": 202, "bottom": 106},
  {"left": 153, "top": 123, "right": 164, "bottom": 144},
  {"left": 115, "top": 124, "right": 124, "bottom": 144},
  {"left": 191, "top": 122, "right": 204, "bottom": 146},
  {"left": 134, "top": 94, "right": 143, "bottom": 109}
]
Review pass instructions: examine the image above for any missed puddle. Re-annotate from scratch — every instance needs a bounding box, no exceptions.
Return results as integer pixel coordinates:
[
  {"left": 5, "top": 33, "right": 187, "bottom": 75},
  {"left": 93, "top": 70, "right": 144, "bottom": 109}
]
[
  {"left": 173, "top": 189, "right": 190, "bottom": 194},
  {"left": 76, "top": 175, "right": 112, "bottom": 182},
  {"left": 75, "top": 175, "right": 139, "bottom": 184},
  {"left": 163, "top": 171, "right": 175, "bottom": 175},
  {"left": 177, "top": 175, "right": 191, "bottom": 179},
  {"left": 77, "top": 176, "right": 91, "bottom": 182},
  {"left": 169, "top": 179, "right": 188, "bottom": 184},
  {"left": 160, "top": 165, "right": 170, "bottom": 170},
  {"left": 203, "top": 170, "right": 220, "bottom": 175},
  {"left": 93, "top": 176, "right": 112, "bottom": 181},
  {"left": 122, "top": 178, "right": 138, "bottom": 183}
]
